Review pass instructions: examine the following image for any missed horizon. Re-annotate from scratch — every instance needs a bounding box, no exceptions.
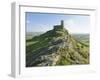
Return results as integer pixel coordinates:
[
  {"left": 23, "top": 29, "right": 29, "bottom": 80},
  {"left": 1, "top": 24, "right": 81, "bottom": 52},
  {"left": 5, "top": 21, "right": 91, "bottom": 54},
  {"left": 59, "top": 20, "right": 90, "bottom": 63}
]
[{"left": 26, "top": 12, "right": 90, "bottom": 34}]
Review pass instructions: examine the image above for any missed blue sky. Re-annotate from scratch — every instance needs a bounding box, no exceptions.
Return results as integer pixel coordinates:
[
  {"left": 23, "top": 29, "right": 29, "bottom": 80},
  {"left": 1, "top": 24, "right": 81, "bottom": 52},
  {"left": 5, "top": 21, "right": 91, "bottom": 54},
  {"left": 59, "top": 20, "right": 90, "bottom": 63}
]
[{"left": 26, "top": 12, "right": 90, "bottom": 34}]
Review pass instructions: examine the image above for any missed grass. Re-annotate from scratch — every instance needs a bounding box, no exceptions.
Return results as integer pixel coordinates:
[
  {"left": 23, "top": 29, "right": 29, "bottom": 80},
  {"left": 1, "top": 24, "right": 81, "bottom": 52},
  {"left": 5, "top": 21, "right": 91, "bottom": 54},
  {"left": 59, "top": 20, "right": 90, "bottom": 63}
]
[
  {"left": 26, "top": 41, "right": 38, "bottom": 46},
  {"left": 26, "top": 35, "right": 52, "bottom": 55}
]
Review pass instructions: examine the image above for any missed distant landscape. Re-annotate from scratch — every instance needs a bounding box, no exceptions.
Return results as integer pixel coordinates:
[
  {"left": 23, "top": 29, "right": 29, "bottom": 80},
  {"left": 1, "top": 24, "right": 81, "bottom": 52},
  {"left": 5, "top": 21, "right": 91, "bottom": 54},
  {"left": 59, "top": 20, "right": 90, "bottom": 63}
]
[
  {"left": 71, "top": 34, "right": 89, "bottom": 46},
  {"left": 26, "top": 32, "right": 44, "bottom": 40},
  {"left": 26, "top": 32, "right": 89, "bottom": 46}
]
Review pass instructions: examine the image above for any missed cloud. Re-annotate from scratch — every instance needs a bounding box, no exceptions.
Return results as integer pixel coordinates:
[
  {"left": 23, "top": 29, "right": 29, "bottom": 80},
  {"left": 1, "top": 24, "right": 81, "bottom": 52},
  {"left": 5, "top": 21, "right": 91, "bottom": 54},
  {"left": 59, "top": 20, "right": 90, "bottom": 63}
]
[
  {"left": 64, "top": 19, "right": 89, "bottom": 34},
  {"left": 26, "top": 20, "right": 30, "bottom": 24},
  {"left": 64, "top": 19, "right": 76, "bottom": 33},
  {"left": 64, "top": 19, "right": 75, "bottom": 27}
]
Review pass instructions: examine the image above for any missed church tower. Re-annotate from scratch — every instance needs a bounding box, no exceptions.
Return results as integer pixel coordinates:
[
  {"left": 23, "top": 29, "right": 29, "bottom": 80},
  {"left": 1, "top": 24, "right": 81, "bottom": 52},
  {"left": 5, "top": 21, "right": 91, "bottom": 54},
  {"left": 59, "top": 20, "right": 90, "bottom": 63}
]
[
  {"left": 53, "top": 20, "right": 64, "bottom": 30},
  {"left": 61, "top": 20, "right": 64, "bottom": 27}
]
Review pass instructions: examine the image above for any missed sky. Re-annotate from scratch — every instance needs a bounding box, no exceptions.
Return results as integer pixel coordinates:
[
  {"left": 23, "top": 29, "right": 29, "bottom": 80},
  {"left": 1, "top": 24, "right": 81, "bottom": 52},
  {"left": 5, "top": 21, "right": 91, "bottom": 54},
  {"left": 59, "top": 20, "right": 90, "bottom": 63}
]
[{"left": 26, "top": 12, "right": 90, "bottom": 34}]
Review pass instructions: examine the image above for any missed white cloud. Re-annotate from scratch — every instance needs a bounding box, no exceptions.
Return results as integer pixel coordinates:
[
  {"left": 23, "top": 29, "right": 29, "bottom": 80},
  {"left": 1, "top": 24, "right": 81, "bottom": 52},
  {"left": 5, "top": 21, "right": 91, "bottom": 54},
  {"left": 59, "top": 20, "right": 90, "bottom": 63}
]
[
  {"left": 26, "top": 20, "right": 30, "bottom": 24},
  {"left": 64, "top": 19, "right": 77, "bottom": 33},
  {"left": 64, "top": 19, "right": 75, "bottom": 26},
  {"left": 64, "top": 19, "right": 89, "bottom": 34}
]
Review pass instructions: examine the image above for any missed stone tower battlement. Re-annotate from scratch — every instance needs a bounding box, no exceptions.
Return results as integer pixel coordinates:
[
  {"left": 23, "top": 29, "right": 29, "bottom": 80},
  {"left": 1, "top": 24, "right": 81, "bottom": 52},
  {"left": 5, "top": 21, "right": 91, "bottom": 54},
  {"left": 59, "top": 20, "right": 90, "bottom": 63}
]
[
  {"left": 61, "top": 20, "right": 64, "bottom": 27},
  {"left": 53, "top": 20, "right": 64, "bottom": 30}
]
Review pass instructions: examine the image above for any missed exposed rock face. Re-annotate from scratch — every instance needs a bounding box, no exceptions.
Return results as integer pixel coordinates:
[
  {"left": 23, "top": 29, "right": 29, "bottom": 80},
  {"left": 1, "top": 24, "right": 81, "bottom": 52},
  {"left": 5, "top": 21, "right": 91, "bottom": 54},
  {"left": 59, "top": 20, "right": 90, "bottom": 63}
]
[{"left": 26, "top": 21, "right": 89, "bottom": 67}]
